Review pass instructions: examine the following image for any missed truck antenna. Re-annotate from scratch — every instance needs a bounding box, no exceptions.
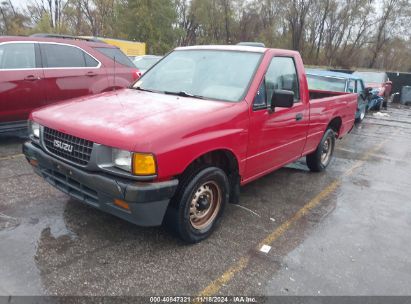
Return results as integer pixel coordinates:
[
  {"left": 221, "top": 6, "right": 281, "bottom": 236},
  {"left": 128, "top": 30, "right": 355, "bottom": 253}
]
[{"left": 113, "top": 55, "right": 116, "bottom": 92}]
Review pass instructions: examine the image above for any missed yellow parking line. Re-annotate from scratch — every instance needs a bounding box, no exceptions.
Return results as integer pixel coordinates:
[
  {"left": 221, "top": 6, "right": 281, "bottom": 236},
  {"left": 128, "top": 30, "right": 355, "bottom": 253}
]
[
  {"left": 197, "top": 138, "right": 389, "bottom": 297},
  {"left": 0, "top": 153, "right": 24, "bottom": 161},
  {"left": 198, "top": 256, "right": 250, "bottom": 297},
  {"left": 258, "top": 180, "right": 341, "bottom": 249}
]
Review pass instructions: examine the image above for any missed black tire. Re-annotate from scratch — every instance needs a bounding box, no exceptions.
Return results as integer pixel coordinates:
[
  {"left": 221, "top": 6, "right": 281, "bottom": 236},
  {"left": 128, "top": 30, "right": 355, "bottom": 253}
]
[
  {"left": 164, "top": 165, "right": 229, "bottom": 243},
  {"left": 306, "top": 128, "right": 336, "bottom": 172}
]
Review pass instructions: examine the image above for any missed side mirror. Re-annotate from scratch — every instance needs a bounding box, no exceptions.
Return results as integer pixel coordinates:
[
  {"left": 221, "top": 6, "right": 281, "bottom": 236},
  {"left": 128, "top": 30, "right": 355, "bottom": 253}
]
[{"left": 270, "top": 90, "right": 294, "bottom": 110}]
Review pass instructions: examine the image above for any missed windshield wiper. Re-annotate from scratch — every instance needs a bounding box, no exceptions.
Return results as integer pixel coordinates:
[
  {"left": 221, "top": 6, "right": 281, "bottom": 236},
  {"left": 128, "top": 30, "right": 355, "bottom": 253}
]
[
  {"left": 135, "top": 86, "right": 155, "bottom": 93},
  {"left": 164, "top": 91, "right": 205, "bottom": 99}
]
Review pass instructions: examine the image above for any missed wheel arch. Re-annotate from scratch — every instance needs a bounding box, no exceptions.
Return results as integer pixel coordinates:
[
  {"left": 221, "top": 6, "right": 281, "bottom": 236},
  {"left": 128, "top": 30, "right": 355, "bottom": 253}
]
[
  {"left": 178, "top": 148, "right": 241, "bottom": 204},
  {"left": 327, "top": 116, "right": 342, "bottom": 137}
]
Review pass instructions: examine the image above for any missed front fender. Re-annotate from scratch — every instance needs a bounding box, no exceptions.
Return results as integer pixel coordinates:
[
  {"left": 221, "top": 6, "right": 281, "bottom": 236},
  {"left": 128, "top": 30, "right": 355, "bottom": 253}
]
[{"left": 155, "top": 128, "right": 248, "bottom": 180}]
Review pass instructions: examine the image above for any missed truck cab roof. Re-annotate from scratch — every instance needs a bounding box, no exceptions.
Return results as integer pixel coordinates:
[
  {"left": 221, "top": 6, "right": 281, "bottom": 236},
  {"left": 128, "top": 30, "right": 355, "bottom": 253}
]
[
  {"left": 175, "top": 45, "right": 268, "bottom": 53},
  {"left": 306, "top": 69, "right": 362, "bottom": 81}
]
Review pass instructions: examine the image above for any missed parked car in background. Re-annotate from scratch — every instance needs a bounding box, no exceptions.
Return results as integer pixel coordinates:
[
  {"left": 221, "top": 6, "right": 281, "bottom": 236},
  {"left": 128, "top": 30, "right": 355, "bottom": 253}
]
[
  {"left": 306, "top": 69, "right": 369, "bottom": 122},
  {"left": 133, "top": 55, "right": 162, "bottom": 74},
  {"left": 80, "top": 36, "right": 146, "bottom": 59},
  {"left": 352, "top": 71, "right": 392, "bottom": 108},
  {"left": 0, "top": 34, "right": 141, "bottom": 133},
  {"left": 24, "top": 45, "right": 358, "bottom": 242}
]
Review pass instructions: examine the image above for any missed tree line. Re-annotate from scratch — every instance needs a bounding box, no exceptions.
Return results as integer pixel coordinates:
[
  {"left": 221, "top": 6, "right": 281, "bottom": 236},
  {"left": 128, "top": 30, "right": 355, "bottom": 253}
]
[{"left": 1, "top": 0, "right": 410, "bottom": 71}]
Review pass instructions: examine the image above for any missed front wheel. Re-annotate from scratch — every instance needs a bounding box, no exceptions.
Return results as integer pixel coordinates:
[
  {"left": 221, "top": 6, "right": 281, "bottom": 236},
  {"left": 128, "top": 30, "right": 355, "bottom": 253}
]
[
  {"left": 306, "top": 128, "right": 336, "bottom": 172},
  {"left": 164, "top": 166, "right": 229, "bottom": 243}
]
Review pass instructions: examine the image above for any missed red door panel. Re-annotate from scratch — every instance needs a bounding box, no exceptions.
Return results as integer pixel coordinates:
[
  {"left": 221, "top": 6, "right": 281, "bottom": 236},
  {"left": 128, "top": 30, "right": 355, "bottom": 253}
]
[
  {"left": 0, "top": 70, "right": 45, "bottom": 122},
  {"left": 40, "top": 43, "right": 108, "bottom": 104},
  {"left": 246, "top": 103, "right": 309, "bottom": 180},
  {"left": 0, "top": 42, "right": 46, "bottom": 123},
  {"left": 42, "top": 68, "right": 108, "bottom": 104}
]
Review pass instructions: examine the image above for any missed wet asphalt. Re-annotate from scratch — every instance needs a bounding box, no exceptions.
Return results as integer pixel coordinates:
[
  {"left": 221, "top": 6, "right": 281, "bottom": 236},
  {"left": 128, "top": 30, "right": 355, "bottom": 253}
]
[{"left": 0, "top": 105, "right": 410, "bottom": 297}]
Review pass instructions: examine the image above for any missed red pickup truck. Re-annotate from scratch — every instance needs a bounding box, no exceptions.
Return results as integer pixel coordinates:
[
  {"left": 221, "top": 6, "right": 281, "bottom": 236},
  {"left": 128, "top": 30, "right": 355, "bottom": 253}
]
[{"left": 23, "top": 45, "right": 357, "bottom": 243}]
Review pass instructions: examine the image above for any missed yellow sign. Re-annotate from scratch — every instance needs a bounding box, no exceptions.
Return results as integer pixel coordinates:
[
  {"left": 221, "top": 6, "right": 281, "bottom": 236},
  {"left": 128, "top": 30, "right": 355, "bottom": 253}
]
[{"left": 82, "top": 36, "right": 146, "bottom": 56}]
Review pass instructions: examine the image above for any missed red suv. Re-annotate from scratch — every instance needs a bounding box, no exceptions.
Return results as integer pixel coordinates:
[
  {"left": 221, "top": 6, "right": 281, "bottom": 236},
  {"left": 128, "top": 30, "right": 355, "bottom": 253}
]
[{"left": 0, "top": 34, "right": 141, "bottom": 133}]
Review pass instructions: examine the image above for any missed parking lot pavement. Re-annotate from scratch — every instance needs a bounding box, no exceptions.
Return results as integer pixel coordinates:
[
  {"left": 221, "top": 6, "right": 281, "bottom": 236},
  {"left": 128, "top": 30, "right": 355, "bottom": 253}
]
[{"left": 1, "top": 105, "right": 410, "bottom": 297}]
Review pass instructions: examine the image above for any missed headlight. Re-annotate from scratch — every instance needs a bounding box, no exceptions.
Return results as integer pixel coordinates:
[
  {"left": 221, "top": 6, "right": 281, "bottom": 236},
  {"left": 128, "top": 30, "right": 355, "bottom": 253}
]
[
  {"left": 112, "top": 149, "right": 157, "bottom": 176},
  {"left": 29, "top": 121, "right": 40, "bottom": 139},
  {"left": 112, "top": 148, "right": 132, "bottom": 172}
]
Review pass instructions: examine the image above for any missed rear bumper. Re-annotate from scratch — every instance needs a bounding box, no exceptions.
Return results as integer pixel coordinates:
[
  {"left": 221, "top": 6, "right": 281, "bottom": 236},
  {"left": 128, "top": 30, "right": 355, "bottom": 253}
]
[{"left": 23, "top": 141, "right": 178, "bottom": 227}]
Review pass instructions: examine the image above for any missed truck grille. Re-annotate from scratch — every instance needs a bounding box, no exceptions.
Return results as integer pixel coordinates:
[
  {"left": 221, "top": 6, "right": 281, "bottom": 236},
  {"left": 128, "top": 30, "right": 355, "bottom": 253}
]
[{"left": 43, "top": 127, "right": 93, "bottom": 166}]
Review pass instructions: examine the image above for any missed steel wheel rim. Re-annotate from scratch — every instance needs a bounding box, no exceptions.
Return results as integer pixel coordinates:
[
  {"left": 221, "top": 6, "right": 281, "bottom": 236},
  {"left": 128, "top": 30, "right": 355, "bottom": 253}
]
[
  {"left": 321, "top": 137, "right": 332, "bottom": 166},
  {"left": 189, "top": 181, "right": 221, "bottom": 230}
]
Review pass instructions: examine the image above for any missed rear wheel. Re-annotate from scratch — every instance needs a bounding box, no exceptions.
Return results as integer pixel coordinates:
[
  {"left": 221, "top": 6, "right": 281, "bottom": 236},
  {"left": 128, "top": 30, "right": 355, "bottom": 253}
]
[
  {"left": 306, "top": 128, "right": 336, "bottom": 172},
  {"left": 164, "top": 166, "right": 229, "bottom": 243}
]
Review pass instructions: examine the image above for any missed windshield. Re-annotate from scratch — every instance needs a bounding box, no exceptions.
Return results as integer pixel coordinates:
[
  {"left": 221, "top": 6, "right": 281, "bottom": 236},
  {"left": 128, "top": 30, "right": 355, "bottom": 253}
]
[
  {"left": 307, "top": 75, "right": 347, "bottom": 92},
  {"left": 353, "top": 72, "right": 386, "bottom": 83},
  {"left": 133, "top": 49, "right": 263, "bottom": 102}
]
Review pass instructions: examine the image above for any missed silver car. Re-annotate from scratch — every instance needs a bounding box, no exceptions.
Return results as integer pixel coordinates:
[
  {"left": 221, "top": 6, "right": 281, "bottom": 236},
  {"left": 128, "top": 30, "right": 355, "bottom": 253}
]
[{"left": 133, "top": 55, "right": 162, "bottom": 74}]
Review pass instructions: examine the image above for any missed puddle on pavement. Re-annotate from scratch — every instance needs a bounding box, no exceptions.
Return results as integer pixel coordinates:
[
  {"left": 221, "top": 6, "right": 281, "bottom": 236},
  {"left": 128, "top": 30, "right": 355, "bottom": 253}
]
[
  {"left": 0, "top": 196, "right": 76, "bottom": 295},
  {"left": 0, "top": 213, "right": 21, "bottom": 231}
]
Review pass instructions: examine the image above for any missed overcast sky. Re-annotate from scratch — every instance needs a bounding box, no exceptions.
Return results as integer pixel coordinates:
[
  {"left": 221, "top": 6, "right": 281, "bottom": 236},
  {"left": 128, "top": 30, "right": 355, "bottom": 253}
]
[
  {"left": 10, "top": 0, "right": 29, "bottom": 9},
  {"left": 10, "top": 0, "right": 384, "bottom": 15}
]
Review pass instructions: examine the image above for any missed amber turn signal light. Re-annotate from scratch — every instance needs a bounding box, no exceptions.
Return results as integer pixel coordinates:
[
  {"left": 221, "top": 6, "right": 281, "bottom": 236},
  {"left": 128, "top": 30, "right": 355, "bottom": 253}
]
[
  {"left": 132, "top": 153, "right": 156, "bottom": 176},
  {"left": 114, "top": 199, "right": 130, "bottom": 210},
  {"left": 29, "top": 159, "right": 39, "bottom": 167}
]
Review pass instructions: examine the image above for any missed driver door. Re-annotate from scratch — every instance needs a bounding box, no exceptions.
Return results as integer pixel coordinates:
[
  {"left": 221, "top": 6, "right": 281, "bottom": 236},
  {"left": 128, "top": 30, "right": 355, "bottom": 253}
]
[{"left": 245, "top": 56, "right": 309, "bottom": 181}]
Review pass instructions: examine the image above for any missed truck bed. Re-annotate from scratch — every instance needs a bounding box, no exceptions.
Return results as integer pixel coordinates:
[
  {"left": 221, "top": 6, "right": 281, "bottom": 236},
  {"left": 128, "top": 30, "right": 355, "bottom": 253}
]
[
  {"left": 309, "top": 89, "right": 348, "bottom": 100},
  {"left": 302, "top": 90, "right": 358, "bottom": 156}
]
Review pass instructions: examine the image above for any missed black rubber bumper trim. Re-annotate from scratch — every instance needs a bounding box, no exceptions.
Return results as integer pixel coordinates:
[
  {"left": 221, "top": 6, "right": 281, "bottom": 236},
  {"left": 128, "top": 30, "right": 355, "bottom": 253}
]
[{"left": 23, "top": 141, "right": 179, "bottom": 227}]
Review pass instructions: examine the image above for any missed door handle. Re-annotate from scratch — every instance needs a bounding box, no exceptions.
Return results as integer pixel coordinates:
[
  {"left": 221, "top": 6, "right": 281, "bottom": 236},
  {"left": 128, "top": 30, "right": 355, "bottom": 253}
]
[
  {"left": 296, "top": 113, "right": 303, "bottom": 121},
  {"left": 24, "top": 75, "right": 41, "bottom": 81},
  {"left": 86, "top": 71, "right": 97, "bottom": 77}
]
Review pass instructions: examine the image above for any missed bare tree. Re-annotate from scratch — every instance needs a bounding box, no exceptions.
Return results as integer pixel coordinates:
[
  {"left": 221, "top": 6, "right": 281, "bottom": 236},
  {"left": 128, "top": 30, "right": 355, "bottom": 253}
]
[
  {"left": 27, "top": 0, "right": 69, "bottom": 30},
  {"left": 368, "top": 0, "right": 408, "bottom": 68},
  {"left": 285, "top": 0, "right": 313, "bottom": 52}
]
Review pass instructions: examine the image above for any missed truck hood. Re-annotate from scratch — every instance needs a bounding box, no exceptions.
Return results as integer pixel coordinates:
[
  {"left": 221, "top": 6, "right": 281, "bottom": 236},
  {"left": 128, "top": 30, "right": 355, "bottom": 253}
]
[{"left": 31, "top": 89, "right": 244, "bottom": 151}]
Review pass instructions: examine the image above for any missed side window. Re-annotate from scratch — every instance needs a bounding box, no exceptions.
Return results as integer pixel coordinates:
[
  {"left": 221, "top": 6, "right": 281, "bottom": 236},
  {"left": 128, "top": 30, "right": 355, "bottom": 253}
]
[
  {"left": 42, "top": 44, "right": 87, "bottom": 68},
  {"left": 0, "top": 43, "right": 36, "bottom": 69},
  {"left": 253, "top": 80, "right": 267, "bottom": 109},
  {"left": 0, "top": 48, "right": 4, "bottom": 66},
  {"left": 347, "top": 80, "right": 355, "bottom": 93},
  {"left": 265, "top": 57, "right": 300, "bottom": 103},
  {"left": 93, "top": 47, "right": 135, "bottom": 68},
  {"left": 84, "top": 52, "right": 99, "bottom": 67}
]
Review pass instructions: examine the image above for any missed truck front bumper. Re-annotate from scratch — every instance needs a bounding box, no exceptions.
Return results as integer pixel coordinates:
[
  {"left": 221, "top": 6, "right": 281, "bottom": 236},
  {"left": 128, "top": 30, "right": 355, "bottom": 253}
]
[{"left": 23, "top": 141, "right": 178, "bottom": 227}]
